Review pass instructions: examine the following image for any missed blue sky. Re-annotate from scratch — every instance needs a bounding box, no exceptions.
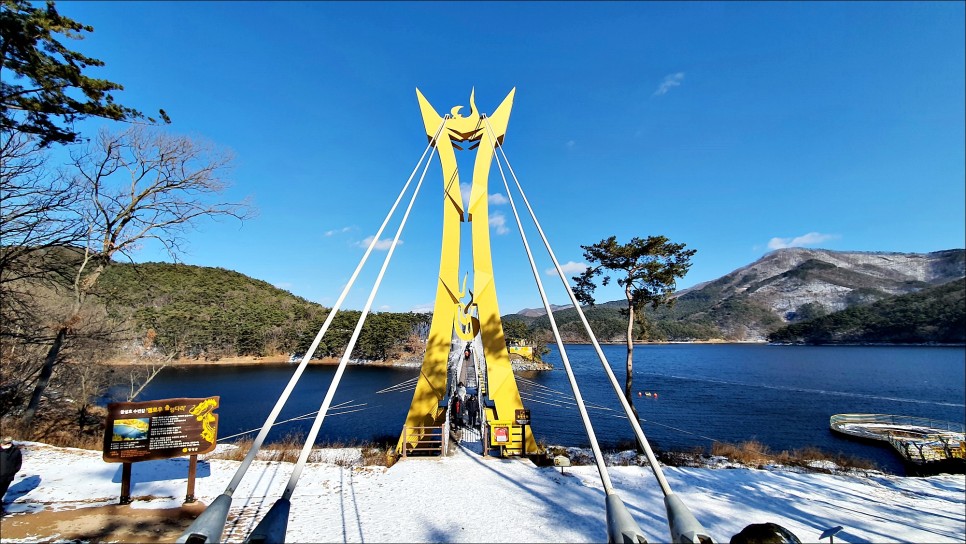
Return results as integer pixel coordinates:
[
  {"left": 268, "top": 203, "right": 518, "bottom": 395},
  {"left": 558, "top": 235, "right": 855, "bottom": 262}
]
[{"left": 53, "top": 1, "right": 965, "bottom": 313}]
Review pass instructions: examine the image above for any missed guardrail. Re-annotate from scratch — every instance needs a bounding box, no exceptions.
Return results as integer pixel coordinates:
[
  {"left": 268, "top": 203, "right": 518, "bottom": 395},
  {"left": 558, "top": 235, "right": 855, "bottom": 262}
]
[
  {"left": 401, "top": 425, "right": 445, "bottom": 457},
  {"left": 831, "top": 414, "right": 964, "bottom": 435},
  {"left": 831, "top": 413, "right": 965, "bottom": 465}
]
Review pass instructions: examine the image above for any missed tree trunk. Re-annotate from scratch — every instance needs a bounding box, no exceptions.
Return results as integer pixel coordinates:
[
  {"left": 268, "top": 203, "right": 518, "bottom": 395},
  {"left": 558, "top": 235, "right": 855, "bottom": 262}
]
[
  {"left": 23, "top": 253, "right": 106, "bottom": 426},
  {"left": 625, "top": 304, "right": 636, "bottom": 407},
  {"left": 23, "top": 326, "right": 67, "bottom": 426},
  {"left": 78, "top": 404, "right": 88, "bottom": 434},
  {"left": 626, "top": 293, "right": 644, "bottom": 453},
  {"left": 127, "top": 361, "right": 170, "bottom": 402}
]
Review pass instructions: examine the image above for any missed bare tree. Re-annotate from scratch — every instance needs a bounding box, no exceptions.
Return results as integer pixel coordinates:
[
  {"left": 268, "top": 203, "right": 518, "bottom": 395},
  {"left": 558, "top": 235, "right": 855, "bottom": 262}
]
[
  {"left": 123, "top": 329, "right": 176, "bottom": 402},
  {"left": 1, "top": 132, "right": 85, "bottom": 420},
  {"left": 0, "top": 132, "right": 85, "bottom": 288},
  {"left": 22, "top": 126, "right": 253, "bottom": 424}
]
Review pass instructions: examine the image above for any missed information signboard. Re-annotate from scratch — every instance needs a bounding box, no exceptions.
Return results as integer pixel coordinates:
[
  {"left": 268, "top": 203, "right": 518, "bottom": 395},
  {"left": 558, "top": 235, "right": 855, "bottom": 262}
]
[
  {"left": 102, "top": 397, "right": 219, "bottom": 463},
  {"left": 515, "top": 409, "right": 530, "bottom": 426}
]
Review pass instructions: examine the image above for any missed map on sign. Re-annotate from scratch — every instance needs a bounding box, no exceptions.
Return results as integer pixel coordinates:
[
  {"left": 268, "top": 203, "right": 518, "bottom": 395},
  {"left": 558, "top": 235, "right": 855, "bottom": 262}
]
[{"left": 102, "top": 397, "right": 220, "bottom": 463}]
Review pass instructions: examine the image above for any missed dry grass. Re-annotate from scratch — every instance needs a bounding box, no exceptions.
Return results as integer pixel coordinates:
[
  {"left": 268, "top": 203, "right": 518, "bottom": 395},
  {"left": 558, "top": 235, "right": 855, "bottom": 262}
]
[
  {"left": 2, "top": 405, "right": 107, "bottom": 451},
  {"left": 207, "top": 434, "right": 395, "bottom": 467},
  {"left": 711, "top": 440, "right": 773, "bottom": 465},
  {"left": 709, "top": 440, "right": 878, "bottom": 471}
]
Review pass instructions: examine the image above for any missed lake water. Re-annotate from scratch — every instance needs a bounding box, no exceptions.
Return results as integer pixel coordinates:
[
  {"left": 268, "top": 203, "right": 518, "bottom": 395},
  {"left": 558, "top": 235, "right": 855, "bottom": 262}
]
[{"left": 136, "top": 344, "right": 965, "bottom": 474}]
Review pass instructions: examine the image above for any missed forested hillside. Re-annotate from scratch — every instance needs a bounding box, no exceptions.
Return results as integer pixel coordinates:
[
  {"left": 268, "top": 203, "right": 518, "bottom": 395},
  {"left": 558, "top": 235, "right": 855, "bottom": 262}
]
[
  {"left": 97, "top": 262, "right": 431, "bottom": 361},
  {"left": 766, "top": 278, "right": 966, "bottom": 345}
]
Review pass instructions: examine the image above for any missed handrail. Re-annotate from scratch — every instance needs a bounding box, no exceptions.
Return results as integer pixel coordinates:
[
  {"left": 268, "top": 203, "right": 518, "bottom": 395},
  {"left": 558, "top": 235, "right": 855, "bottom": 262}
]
[
  {"left": 401, "top": 425, "right": 445, "bottom": 457},
  {"left": 831, "top": 413, "right": 965, "bottom": 465},
  {"left": 831, "top": 413, "right": 965, "bottom": 435}
]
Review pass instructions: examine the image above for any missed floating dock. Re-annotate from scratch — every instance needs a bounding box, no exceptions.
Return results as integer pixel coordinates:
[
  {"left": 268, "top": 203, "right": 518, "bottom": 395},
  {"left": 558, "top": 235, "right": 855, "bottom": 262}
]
[{"left": 831, "top": 413, "right": 965, "bottom": 472}]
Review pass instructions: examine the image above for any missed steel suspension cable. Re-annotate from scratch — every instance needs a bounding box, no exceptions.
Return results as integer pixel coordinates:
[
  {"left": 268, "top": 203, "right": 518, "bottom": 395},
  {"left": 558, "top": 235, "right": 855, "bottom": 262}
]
[
  {"left": 176, "top": 118, "right": 449, "bottom": 544},
  {"left": 487, "top": 118, "right": 714, "bottom": 543},
  {"left": 214, "top": 116, "right": 449, "bottom": 498},
  {"left": 483, "top": 117, "right": 615, "bottom": 495},
  {"left": 278, "top": 116, "right": 441, "bottom": 500},
  {"left": 217, "top": 400, "right": 361, "bottom": 442},
  {"left": 489, "top": 129, "right": 675, "bottom": 497}
]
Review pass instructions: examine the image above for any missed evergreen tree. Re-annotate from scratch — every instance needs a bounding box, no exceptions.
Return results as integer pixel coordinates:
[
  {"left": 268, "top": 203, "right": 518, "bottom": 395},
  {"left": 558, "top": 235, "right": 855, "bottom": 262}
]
[
  {"left": 0, "top": 0, "right": 167, "bottom": 146},
  {"left": 572, "top": 235, "right": 695, "bottom": 429}
]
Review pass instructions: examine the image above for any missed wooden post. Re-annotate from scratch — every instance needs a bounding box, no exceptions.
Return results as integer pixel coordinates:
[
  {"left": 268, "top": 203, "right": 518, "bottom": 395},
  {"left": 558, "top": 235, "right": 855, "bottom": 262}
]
[
  {"left": 119, "top": 462, "right": 132, "bottom": 504},
  {"left": 185, "top": 454, "right": 198, "bottom": 503},
  {"left": 402, "top": 427, "right": 408, "bottom": 458}
]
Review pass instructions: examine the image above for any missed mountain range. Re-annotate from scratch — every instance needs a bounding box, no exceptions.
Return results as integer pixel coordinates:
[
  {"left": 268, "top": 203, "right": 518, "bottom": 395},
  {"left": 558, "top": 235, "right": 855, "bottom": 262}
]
[{"left": 508, "top": 248, "right": 965, "bottom": 343}]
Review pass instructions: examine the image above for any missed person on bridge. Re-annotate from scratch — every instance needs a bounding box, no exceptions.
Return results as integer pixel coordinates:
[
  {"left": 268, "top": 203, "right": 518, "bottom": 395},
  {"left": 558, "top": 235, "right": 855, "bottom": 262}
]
[
  {"left": 451, "top": 393, "right": 463, "bottom": 428},
  {"left": 467, "top": 395, "right": 479, "bottom": 427},
  {"left": 464, "top": 347, "right": 471, "bottom": 361}
]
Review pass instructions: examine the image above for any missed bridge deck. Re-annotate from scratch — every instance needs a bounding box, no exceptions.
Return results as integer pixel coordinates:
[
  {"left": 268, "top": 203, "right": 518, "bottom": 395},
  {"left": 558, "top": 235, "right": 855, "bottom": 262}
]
[{"left": 831, "top": 413, "right": 966, "bottom": 466}]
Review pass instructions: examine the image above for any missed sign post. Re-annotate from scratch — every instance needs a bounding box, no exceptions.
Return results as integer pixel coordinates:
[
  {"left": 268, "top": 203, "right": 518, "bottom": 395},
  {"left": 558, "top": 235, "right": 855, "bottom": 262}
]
[
  {"left": 120, "top": 463, "right": 132, "bottom": 504},
  {"left": 185, "top": 455, "right": 198, "bottom": 503},
  {"left": 102, "top": 397, "right": 219, "bottom": 504}
]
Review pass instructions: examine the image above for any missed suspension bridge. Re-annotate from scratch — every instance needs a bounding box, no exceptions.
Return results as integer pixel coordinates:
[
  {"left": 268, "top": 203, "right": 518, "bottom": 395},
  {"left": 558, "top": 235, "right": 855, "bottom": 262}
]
[{"left": 176, "top": 89, "right": 715, "bottom": 544}]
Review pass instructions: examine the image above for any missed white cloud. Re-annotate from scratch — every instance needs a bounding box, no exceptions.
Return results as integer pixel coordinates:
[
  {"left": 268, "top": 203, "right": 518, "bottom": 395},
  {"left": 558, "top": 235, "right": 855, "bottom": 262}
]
[
  {"left": 378, "top": 305, "right": 392, "bottom": 312},
  {"left": 488, "top": 193, "right": 508, "bottom": 205},
  {"left": 460, "top": 182, "right": 472, "bottom": 209},
  {"left": 547, "top": 261, "right": 588, "bottom": 276},
  {"left": 565, "top": 140, "right": 577, "bottom": 150},
  {"left": 356, "top": 235, "right": 400, "bottom": 251},
  {"left": 489, "top": 212, "right": 510, "bottom": 235},
  {"left": 653, "top": 72, "right": 685, "bottom": 96},
  {"left": 410, "top": 302, "right": 435, "bottom": 313},
  {"left": 461, "top": 185, "right": 508, "bottom": 208},
  {"left": 273, "top": 282, "right": 293, "bottom": 291},
  {"left": 324, "top": 226, "right": 352, "bottom": 237},
  {"left": 767, "top": 232, "right": 839, "bottom": 250}
]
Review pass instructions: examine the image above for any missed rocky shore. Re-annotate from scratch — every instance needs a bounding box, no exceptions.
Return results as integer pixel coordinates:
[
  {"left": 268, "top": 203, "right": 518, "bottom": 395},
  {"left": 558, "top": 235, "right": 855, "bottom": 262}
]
[{"left": 113, "top": 353, "right": 555, "bottom": 371}]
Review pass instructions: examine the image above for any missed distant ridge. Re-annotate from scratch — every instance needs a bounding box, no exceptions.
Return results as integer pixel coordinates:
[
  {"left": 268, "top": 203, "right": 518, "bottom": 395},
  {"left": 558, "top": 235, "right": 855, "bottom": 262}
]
[
  {"left": 516, "top": 304, "right": 573, "bottom": 317},
  {"left": 505, "top": 248, "right": 965, "bottom": 342}
]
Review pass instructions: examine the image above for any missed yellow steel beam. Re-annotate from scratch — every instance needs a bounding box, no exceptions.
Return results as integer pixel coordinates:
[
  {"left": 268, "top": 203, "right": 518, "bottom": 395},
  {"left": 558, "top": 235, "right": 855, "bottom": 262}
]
[
  {"left": 397, "top": 90, "right": 464, "bottom": 453},
  {"left": 398, "top": 88, "right": 536, "bottom": 456}
]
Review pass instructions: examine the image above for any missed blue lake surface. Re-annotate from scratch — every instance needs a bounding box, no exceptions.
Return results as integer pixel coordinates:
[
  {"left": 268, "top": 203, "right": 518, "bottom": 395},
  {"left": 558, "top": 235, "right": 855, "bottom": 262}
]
[{"left": 136, "top": 344, "right": 965, "bottom": 474}]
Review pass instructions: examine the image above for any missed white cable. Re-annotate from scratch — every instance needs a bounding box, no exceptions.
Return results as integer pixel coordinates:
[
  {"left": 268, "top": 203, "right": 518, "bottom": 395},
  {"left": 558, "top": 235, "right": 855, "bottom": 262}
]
[
  {"left": 489, "top": 119, "right": 674, "bottom": 497},
  {"left": 483, "top": 116, "right": 615, "bottom": 494},
  {"left": 217, "top": 401, "right": 360, "bottom": 442},
  {"left": 219, "top": 117, "right": 449, "bottom": 496},
  {"left": 279, "top": 118, "right": 442, "bottom": 499}
]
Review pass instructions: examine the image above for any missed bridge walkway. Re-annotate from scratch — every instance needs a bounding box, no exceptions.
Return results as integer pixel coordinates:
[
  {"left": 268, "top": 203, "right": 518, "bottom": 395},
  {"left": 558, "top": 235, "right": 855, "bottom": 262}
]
[{"left": 831, "top": 413, "right": 966, "bottom": 467}]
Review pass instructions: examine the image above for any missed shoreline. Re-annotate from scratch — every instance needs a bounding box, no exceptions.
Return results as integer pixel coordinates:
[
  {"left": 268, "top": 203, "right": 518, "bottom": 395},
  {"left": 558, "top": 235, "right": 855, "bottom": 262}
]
[
  {"left": 105, "top": 340, "right": 964, "bottom": 369},
  {"left": 107, "top": 355, "right": 552, "bottom": 370}
]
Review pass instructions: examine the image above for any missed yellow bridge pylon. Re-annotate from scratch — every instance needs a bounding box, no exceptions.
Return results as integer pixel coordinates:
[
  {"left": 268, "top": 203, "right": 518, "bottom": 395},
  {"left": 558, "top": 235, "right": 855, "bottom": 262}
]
[{"left": 397, "top": 88, "right": 537, "bottom": 457}]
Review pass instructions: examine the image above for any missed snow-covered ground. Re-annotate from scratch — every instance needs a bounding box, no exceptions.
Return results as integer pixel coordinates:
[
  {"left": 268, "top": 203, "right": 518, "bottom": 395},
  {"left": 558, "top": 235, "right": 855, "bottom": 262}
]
[{"left": 1, "top": 441, "right": 964, "bottom": 543}]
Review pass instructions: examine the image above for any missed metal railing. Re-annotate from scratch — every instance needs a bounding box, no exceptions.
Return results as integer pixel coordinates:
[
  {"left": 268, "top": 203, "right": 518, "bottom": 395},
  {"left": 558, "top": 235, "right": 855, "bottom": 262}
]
[
  {"left": 831, "top": 413, "right": 965, "bottom": 465},
  {"left": 831, "top": 413, "right": 965, "bottom": 436},
  {"left": 400, "top": 425, "right": 445, "bottom": 457}
]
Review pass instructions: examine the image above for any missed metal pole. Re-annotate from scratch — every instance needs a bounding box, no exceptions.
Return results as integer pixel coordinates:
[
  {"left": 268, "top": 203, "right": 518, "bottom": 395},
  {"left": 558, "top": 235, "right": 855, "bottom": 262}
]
[
  {"left": 119, "top": 463, "right": 132, "bottom": 505},
  {"left": 185, "top": 454, "right": 197, "bottom": 503}
]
